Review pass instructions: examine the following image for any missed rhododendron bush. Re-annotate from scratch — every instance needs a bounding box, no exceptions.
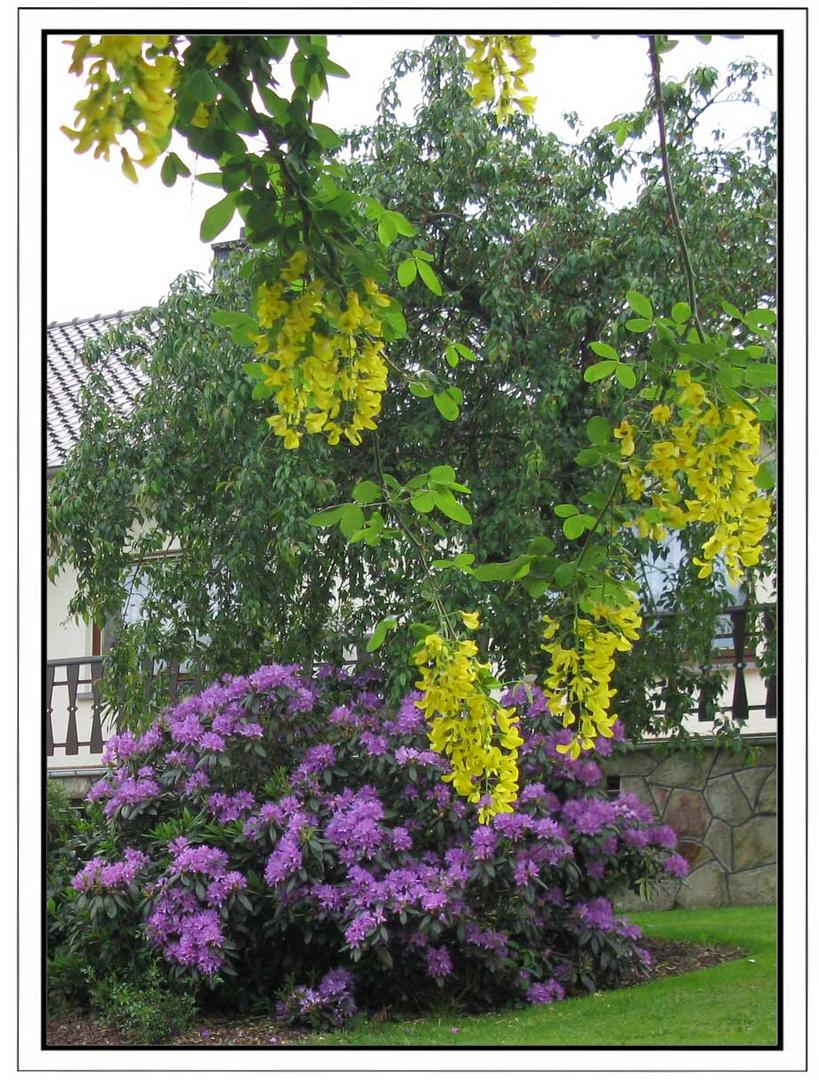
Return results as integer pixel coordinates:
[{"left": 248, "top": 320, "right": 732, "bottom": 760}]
[{"left": 63, "top": 662, "right": 686, "bottom": 1017}]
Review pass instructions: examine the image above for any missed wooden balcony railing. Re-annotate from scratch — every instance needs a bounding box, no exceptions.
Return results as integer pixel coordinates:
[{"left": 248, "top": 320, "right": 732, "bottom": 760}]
[
  {"left": 46, "top": 604, "right": 776, "bottom": 764},
  {"left": 45, "top": 656, "right": 205, "bottom": 764}
]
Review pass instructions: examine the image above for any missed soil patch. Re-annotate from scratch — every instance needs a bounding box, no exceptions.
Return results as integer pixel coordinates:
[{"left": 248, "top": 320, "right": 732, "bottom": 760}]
[{"left": 45, "top": 937, "right": 746, "bottom": 1048}]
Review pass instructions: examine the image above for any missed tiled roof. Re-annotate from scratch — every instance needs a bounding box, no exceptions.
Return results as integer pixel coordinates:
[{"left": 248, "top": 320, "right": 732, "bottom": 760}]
[{"left": 46, "top": 312, "right": 149, "bottom": 470}]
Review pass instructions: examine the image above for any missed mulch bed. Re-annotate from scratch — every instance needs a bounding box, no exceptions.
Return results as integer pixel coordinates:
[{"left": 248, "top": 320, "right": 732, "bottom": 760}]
[{"left": 45, "top": 937, "right": 746, "bottom": 1048}]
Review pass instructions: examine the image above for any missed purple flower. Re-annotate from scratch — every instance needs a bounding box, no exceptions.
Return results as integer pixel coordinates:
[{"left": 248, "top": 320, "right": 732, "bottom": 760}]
[
  {"left": 663, "top": 853, "right": 689, "bottom": 878},
  {"left": 264, "top": 833, "right": 303, "bottom": 886},
  {"left": 391, "top": 826, "right": 413, "bottom": 852},
  {"left": 207, "top": 790, "right": 255, "bottom": 823},
  {"left": 426, "top": 945, "right": 453, "bottom": 979},
  {"left": 344, "top": 909, "right": 384, "bottom": 948},
  {"left": 359, "top": 732, "right": 388, "bottom": 757},
  {"left": 573, "top": 897, "right": 617, "bottom": 932},
  {"left": 199, "top": 732, "right": 226, "bottom": 753},
  {"left": 184, "top": 770, "right": 210, "bottom": 796},
  {"left": 169, "top": 843, "right": 229, "bottom": 878},
  {"left": 385, "top": 692, "right": 424, "bottom": 736},
  {"left": 526, "top": 978, "right": 565, "bottom": 1005},
  {"left": 326, "top": 789, "right": 385, "bottom": 864}
]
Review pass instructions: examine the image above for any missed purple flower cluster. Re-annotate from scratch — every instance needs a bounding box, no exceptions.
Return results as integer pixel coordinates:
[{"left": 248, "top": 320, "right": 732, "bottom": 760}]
[
  {"left": 72, "top": 847, "right": 148, "bottom": 892},
  {"left": 526, "top": 978, "right": 565, "bottom": 1005},
  {"left": 276, "top": 968, "right": 357, "bottom": 1031},
  {"left": 146, "top": 887, "right": 225, "bottom": 976}
]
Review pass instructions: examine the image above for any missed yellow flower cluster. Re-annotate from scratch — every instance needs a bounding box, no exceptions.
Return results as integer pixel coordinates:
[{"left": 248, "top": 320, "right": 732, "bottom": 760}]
[
  {"left": 541, "top": 591, "right": 642, "bottom": 759},
  {"left": 616, "top": 373, "right": 772, "bottom": 582},
  {"left": 61, "top": 35, "right": 177, "bottom": 182},
  {"left": 250, "top": 252, "right": 390, "bottom": 449},
  {"left": 464, "top": 35, "right": 537, "bottom": 121},
  {"left": 413, "top": 633, "right": 524, "bottom": 823}
]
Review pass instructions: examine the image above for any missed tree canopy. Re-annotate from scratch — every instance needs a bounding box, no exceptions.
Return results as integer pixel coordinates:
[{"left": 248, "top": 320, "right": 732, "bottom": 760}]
[{"left": 49, "top": 35, "right": 776, "bottom": 753}]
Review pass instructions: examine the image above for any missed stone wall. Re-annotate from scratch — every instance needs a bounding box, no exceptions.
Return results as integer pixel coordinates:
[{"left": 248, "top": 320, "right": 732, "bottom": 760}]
[{"left": 606, "top": 738, "right": 776, "bottom": 910}]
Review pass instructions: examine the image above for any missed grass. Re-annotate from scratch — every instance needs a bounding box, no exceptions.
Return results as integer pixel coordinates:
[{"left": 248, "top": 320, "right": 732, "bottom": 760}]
[{"left": 302, "top": 906, "right": 777, "bottom": 1047}]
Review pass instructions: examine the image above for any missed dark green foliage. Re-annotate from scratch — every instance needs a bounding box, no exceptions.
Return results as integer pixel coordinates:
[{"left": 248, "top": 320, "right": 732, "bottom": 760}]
[{"left": 88, "top": 964, "right": 197, "bottom": 1044}]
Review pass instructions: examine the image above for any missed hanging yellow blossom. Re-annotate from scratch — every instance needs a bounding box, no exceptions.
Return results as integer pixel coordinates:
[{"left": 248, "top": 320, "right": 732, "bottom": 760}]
[
  {"left": 619, "top": 373, "right": 772, "bottom": 583},
  {"left": 413, "top": 633, "right": 523, "bottom": 822},
  {"left": 62, "top": 35, "right": 178, "bottom": 179},
  {"left": 250, "top": 252, "right": 391, "bottom": 450},
  {"left": 464, "top": 35, "right": 537, "bottom": 122},
  {"left": 541, "top": 590, "right": 642, "bottom": 759}
]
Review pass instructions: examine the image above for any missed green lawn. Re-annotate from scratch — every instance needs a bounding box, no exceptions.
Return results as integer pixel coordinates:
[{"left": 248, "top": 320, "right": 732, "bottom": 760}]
[{"left": 303, "top": 906, "right": 777, "bottom": 1047}]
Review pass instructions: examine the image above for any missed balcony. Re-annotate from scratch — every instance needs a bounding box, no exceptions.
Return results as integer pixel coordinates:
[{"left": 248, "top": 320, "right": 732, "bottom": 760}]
[{"left": 46, "top": 605, "right": 776, "bottom": 777}]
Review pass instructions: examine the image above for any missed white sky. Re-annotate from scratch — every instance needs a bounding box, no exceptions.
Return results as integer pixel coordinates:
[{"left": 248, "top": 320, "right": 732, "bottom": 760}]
[{"left": 46, "top": 33, "right": 776, "bottom": 323}]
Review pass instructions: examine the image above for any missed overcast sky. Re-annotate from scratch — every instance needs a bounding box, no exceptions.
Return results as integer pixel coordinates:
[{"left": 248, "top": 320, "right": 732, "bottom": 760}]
[{"left": 46, "top": 33, "right": 776, "bottom": 323}]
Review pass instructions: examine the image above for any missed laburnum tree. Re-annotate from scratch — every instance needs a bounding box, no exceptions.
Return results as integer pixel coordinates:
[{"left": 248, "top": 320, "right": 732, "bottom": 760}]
[{"left": 50, "top": 33, "right": 776, "bottom": 820}]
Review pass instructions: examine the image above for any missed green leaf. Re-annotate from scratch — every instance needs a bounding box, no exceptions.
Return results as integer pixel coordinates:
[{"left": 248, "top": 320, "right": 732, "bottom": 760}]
[
  {"left": 408, "top": 381, "right": 433, "bottom": 398},
  {"left": 445, "top": 344, "right": 459, "bottom": 368},
  {"left": 160, "top": 152, "right": 190, "bottom": 187},
  {"left": 251, "top": 381, "right": 274, "bottom": 400},
  {"left": 563, "top": 515, "right": 586, "bottom": 540},
  {"left": 755, "top": 462, "right": 775, "bottom": 490},
  {"left": 323, "top": 58, "right": 351, "bottom": 79},
  {"left": 615, "top": 363, "right": 637, "bottom": 389},
  {"left": 745, "top": 363, "right": 777, "bottom": 387},
  {"left": 473, "top": 556, "right": 531, "bottom": 582},
  {"left": 576, "top": 447, "right": 604, "bottom": 466},
  {"left": 525, "top": 536, "right": 555, "bottom": 555},
  {"left": 433, "top": 390, "right": 460, "bottom": 421},
  {"left": 626, "top": 290, "right": 654, "bottom": 320},
  {"left": 554, "top": 504, "right": 577, "bottom": 518},
  {"left": 417, "top": 260, "right": 443, "bottom": 296},
  {"left": 339, "top": 504, "right": 365, "bottom": 539},
  {"left": 410, "top": 622, "right": 435, "bottom": 640},
  {"left": 306, "top": 507, "right": 345, "bottom": 528},
  {"left": 258, "top": 85, "right": 291, "bottom": 125},
  {"left": 397, "top": 259, "right": 418, "bottom": 287},
  {"left": 671, "top": 301, "right": 692, "bottom": 324},
  {"left": 590, "top": 341, "right": 619, "bottom": 360},
  {"left": 410, "top": 491, "right": 435, "bottom": 514},
  {"left": 720, "top": 300, "right": 743, "bottom": 320},
  {"left": 196, "top": 171, "right": 225, "bottom": 188},
  {"left": 391, "top": 212, "right": 416, "bottom": 237},
  {"left": 745, "top": 307, "right": 777, "bottom": 326},
  {"left": 554, "top": 563, "right": 576, "bottom": 587},
  {"left": 186, "top": 68, "right": 219, "bottom": 103},
  {"left": 311, "top": 123, "right": 343, "bottom": 150},
  {"left": 366, "top": 616, "right": 398, "bottom": 653},
  {"left": 352, "top": 480, "right": 380, "bottom": 504},
  {"left": 428, "top": 465, "right": 456, "bottom": 485},
  {"left": 379, "top": 303, "right": 407, "bottom": 341},
  {"left": 453, "top": 343, "right": 476, "bottom": 362},
  {"left": 614, "top": 122, "right": 629, "bottom": 147},
  {"left": 213, "top": 309, "right": 256, "bottom": 329},
  {"left": 625, "top": 318, "right": 651, "bottom": 333},
  {"left": 584, "top": 360, "right": 617, "bottom": 383},
  {"left": 200, "top": 193, "right": 237, "bottom": 243},
  {"left": 378, "top": 215, "right": 398, "bottom": 246},
  {"left": 586, "top": 416, "right": 611, "bottom": 445},
  {"left": 756, "top": 396, "right": 776, "bottom": 422},
  {"left": 432, "top": 489, "right": 472, "bottom": 525}
]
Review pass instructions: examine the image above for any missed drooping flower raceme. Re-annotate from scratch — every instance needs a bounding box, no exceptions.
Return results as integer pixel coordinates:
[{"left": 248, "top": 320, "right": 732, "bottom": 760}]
[
  {"left": 617, "top": 371, "right": 772, "bottom": 583},
  {"left": 540, "top": 589, "right": 642, "bottom": 759},
  {"left": 246, "top": 250, "right": 391, "bottom": 450},
  {"left": 61, "top": 35, "right": 177, "bottom": 181},
  {"left": 413, "top": 632, "right": 524, "bottom": 822},
  {"left": 464, "top": 35, "right": 537, "bottom": 121}
]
